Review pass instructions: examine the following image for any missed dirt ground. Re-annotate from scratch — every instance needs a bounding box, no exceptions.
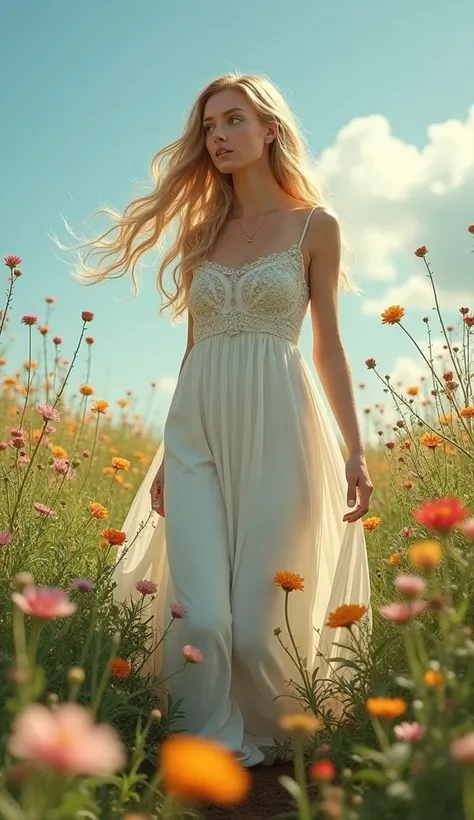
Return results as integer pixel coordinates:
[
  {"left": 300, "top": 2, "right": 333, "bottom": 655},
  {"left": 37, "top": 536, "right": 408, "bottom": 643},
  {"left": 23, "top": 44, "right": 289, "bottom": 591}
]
[{"left": 202, "top": 760, "right": 295, "bottom": 820}]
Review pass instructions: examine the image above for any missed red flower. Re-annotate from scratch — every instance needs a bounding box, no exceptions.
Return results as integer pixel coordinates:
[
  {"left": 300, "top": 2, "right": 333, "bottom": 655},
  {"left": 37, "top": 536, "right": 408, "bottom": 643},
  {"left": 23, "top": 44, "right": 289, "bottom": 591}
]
[
  {"left": 413, "top": 497, "right": 469, "bottom": 534},
  {"left": 365, "top": 358, "right": 376, "bottom": 369},
  {"left": 81, "top": 311, "right": 94, "bottom": 323},
  {"left": 460, "top": 307, "right": 470, "bottom": 315},
  {"left": 4, "top": 255, "right": 22, "bottom": 269},
  {"left": 464, "top": 315, "right": 474, "bottom": 328},
  {"left": 414, "top": 246, "right": 428, "bottom": 257},
  {"left": 468, "top": 225, "right": 474, "bottom": 235},
  {"left": 309, "top": 759, "right": 336, "bottom": 783},
  {"left": 21, "top": 314, "right": 38, "bottom": 326}
]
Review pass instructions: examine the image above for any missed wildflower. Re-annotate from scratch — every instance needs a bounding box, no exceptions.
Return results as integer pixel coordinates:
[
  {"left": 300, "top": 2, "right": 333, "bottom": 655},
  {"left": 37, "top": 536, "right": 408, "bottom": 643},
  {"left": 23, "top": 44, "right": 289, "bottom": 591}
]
[
  {"left": 79, "top": 384, "right": 94, "bottom": 397},
  {"left": 394, "top": 574, "right": 426, "bottom": 598},
  {"left": 469, "top": 225, "right": 474, "bottom": 235},
  {"left": 160, "top": 734, "right": 251, "bottom": 806},
  {"left": 85, "top": 336, "right": 95, "bottom": 344},
  {"left": 0, "top": 531, "right": 13, "bottom": 546},
  {"left": 461, "top": 518, "right": 474, "bottom": 542},
  {"left": 419, "top": 432, "right": 443, "bottom": 449},
  {"left": 111, "top": 658, "right": 131, "bottom": 678},
  {"left": 101, "top": 528, "right": 126, "bottom": 546},
  {"left": 117, "top": 398, "right": 128, "bottom": 408},
  {"left": 379, "top": 601, "right": 426, "bottom": 623},
  {"left": 36, "top": 404, "right": 60, "bottom": 423},
  {"left": 81, "top": 311, "right": 94, "bottom": 322},
  {"left": 91, "top": 399, "right": 109, "bottom": 414},
  {"left": 170, "top": 603, "right": 187, "bottom": 619},
  {"left": 274, "top": 570, "right": 305, "bottom": 592},
  {"left": 52, "top": 336, "right": 62, "bottom": 345},
  {"left": 89, "top": 501, "right": 108, "bottom": 520},
  {"left": 413, "top": 497, "right": 469, "bottom": 533},
  {"left": 7, "top": 703, "right": 125, "bottom": 775},
  {"left": 460, "top": 406, "right": 474, "bottom": 418},
  {"left": 366, "top": 697, "right": 407, "bottom": 719},
  {"left": 394, "top": 722, "right": 426, "bottom": 743},
  {"left": 424, "top": 669, "right": 444, "bottom": 687},
  {"left": 12, "top": 585, "right": 76, "bottom": 619},
  {"left": 0, "top": 442, "right": 8, "bottom": 451},
  {"left": 135, "top": 580, "right": 157, "bottom": 596},
  {"left": 83, "top": 450, "right": 90, "bottom": 458},
  {"left": 70, "top": 578, "right": 96, "bottom": 593},
  {"left": 385, "top": 441, "right": 395, "bottom": 450},
  {"left": 309, "top": 759, "right": 336, "bottom": 783},
  {"left": 111, "top": 457, "right": 130, "bottom": 471},
  {"left": 39, "top": 325, "right": 49, "bottom": 336},
  {"left": 5, "top": 255, "right": 22, "bottom": 268},
  {"left": 365, "top": 357, "right": 376, "bottom": 369},
  {"left": 33, "top": 502, "right": 57, "bottom": 517},
  {"left": 363, "top": 516, "right": 381, "bottom": 531},
  {"left": 183, "top": 645, "right": 204, "bottom": 664},
  {"left": 407, "top": 385, "right": 420, "bottom": 396},
  {"left": 408, "top": 539, "right": 443, "bottom": 569},
  {"left": 381, "top": 305, "right": 405, "bottom": 325},
  {"left": 450, "top": 733, "right": 474, "bottom": 762},
  {"left": 279, "top": 713, "right": 321, "bottom": 733},
  {"left": 414, "top": 246, "right": 428, "bottom": 257},
  {"left": 389, "top": 551, "right": 401, "bottom": 565},
  {"left": 326, "top": 604, "right": 367, "bottom": 629},
  {"left": 464, "top": 315, "right": 474, "bottom": 328},
  {"left": 21, "top": 314, "right": 38, "bottom": 326},
  {"left": 51, "top": 445, "right": 68, "bottom": 459}
]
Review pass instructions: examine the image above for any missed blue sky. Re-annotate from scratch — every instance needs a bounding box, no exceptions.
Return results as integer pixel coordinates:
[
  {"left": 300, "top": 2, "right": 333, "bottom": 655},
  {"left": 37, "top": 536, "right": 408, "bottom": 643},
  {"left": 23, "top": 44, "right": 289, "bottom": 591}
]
[{"left": 1, "top": 0, "right": 473, "bottom": 435}]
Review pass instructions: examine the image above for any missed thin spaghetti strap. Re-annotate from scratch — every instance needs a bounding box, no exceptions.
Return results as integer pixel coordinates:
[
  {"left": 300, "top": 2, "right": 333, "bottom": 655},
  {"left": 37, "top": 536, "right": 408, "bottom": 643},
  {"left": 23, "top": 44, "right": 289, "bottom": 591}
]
[{"left": 298, "top": 206, "right": 317, "bottom": 248}]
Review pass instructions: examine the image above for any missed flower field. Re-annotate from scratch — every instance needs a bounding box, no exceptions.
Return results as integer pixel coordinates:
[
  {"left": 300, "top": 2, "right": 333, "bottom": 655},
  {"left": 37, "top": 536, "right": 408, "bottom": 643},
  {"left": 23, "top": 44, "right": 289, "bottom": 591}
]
[{"left": 1, "top": 232, "right": 474, "bottom": 820}]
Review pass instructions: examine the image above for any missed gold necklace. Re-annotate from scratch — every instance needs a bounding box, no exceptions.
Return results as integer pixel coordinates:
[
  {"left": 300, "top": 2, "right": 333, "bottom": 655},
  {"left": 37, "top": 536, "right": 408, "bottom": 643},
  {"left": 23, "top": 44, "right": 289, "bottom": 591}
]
[{"left": 238, "top": 210, "right": 272, "bottom": 243}]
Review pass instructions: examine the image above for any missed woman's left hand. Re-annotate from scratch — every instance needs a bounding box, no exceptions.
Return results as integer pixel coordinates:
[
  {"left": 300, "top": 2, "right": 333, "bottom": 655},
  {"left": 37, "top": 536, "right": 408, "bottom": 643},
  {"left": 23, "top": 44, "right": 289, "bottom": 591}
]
[{"left": 343, "top": 452, "right": 373, "bottom": 523}]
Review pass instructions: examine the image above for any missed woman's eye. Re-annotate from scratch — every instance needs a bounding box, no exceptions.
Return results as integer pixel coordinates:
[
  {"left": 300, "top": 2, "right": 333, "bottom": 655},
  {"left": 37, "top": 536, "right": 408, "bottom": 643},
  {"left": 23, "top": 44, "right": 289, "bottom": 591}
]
[{"left": 229, "top": 116, "right": 242, "bottom": 125}]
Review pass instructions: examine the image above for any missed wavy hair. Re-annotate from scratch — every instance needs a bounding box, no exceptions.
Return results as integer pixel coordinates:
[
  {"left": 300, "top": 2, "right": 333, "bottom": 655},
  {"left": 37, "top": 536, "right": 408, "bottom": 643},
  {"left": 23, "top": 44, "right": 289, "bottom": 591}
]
[{"left": 72, "top": 73, "right": 354, "bottom": 319}]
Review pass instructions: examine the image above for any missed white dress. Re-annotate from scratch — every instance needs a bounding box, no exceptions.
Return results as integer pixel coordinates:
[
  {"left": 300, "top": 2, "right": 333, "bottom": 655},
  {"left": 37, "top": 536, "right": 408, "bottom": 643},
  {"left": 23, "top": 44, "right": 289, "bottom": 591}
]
[{"left": 112, "top": 208, "right": 370, "bottom": 767}]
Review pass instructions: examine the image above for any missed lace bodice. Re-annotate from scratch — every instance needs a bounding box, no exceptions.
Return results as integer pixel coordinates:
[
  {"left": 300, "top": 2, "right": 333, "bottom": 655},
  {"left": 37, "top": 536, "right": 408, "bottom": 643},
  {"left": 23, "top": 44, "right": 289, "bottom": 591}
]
[{"left": 188, "top": 243, "right": 310, "bottom": 346}]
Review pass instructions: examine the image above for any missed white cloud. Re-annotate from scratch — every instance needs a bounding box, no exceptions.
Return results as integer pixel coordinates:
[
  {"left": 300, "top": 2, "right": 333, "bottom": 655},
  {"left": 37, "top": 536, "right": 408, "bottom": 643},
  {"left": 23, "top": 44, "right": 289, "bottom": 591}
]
[
  {"left": 361, "top": 276, "right": 472, "bottom": 314},
  {"left": 319, "top": 106, "right": 474, "bottom": 288}
]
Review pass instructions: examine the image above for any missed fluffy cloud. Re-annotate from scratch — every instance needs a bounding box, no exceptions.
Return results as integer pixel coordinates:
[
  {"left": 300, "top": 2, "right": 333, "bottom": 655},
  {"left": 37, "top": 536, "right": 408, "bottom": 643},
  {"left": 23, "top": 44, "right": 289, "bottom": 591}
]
[
  {"left": 319, "top": 106, "right": 474, "bottom": 289},
  {"left": 361, "top": 276, "right": 472, "bottom": 314}
]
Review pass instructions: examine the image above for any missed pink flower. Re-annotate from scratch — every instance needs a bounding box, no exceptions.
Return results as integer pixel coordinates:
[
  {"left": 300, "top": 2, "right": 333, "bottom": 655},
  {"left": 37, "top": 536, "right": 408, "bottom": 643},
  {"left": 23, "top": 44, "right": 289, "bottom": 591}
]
[
  {"left": 17, "top": 455, "right": 30, "bottom": 467},
  {"left": 170, "top": 603, "right": 187, "bottom": 619},
  {"left": 81, "top": 311, "right": 94, "bottom": 322},
  {"left": 53, "top": 336, "right": 63, "bottom": 346},
  {"left": 461, "top": 518, "right": 474, "bottom": 542},
  {"left": 36, "top": 404, "right": 60, "bottom": 423},
  {"left": 70, "top": 578, "right": 96, "bottom": 593},
  {"left": 399, "top": 526, "right": 414, "bottom": 538},
  {"left": 45, "top": 425, "right": 56, "bottom": 434},
  {"left": 394, "top": 722, "right": 426, "bottom": 743},
  {"left": 182, "top": 644, "right": 204, "bottom": 664},
  {"left": 7, "top": 703, "right": 125, "bottom": 775},
  {"left": 0, "top": 442, "right": 8, "bottom": 451},
  {"left": 394, "top": 574, "right": 426, "bottom": 598},
  {"left": 33, "top": 502, "right": 57, "bottom": 517},
  {"left": 0, "top": 531, "right": 13, "bottom": 546},
  {"left": 11, "top": 428, "right": 28, "bottom": 447},
  {"left": 451, "top": 733, "right": 474, "bottom": 762},
  {"left": 21, "top": 314, "right": 38, "bottom": 326},
  {"left": 12, "top": 585, "right": 77, "bottom": 619},
  {"left": 51, "top": 459, "right": 75, "bottom": 479},
  {"left": 5, "top": 255, "right": 22, "bottom": 269},
  {"left": 135, "top": 580, "right": 158, "bottom": 596},
  {"left": 379, "top": 600, "right": 427, "bottom": 623}
]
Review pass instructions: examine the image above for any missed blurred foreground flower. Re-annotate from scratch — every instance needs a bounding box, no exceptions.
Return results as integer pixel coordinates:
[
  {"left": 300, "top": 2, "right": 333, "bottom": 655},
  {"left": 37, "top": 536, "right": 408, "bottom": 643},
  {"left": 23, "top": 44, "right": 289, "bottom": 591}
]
[
  {"left": 12, "top": 585, "right": 77, "bottom": 620},
  {"left": 366, "top": 697, "right": 407, "bottom": 719},
  {"left": 8, "top": 703, "right": 125, "bottom": 775},
  {"left": 413, "top": 497, "right": 469, "bottom": 533},
  {"left": 394, "top": 722, "right": 426, "bottom": 743},
  {"left": 111, "top": 658, "right": 131, "bottom": 678},
  {"left": 160, "top": 734, "right": 251, "bottom": 806},
  {"left": 408, "top": 539, "right": 443, "bottom": 569}
]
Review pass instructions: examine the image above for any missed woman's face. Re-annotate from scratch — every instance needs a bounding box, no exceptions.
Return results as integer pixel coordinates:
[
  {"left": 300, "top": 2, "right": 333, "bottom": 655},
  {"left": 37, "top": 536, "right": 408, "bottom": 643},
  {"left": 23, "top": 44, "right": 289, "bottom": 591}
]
[{"left": 203, "top": 89, "right": 276, "bottom": 173}]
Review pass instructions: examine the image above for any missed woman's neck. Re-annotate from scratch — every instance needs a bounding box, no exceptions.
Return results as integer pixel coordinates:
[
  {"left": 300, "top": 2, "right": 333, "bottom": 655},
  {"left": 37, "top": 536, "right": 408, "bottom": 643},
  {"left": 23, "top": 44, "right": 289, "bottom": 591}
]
[{"left": 230, "top": 161, "right": 290, "bottom": 218}]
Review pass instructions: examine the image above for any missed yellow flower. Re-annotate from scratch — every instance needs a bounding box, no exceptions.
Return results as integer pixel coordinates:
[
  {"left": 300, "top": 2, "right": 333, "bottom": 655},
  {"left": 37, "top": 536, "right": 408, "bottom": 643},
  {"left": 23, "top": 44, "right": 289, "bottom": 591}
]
[
  {"left": 279, "top": 713, "right": 321, "bottom": 733},
  {"left": 92, "top": 399, "right": 109, "bottom": 414},
  {"left": 326, "top": 604, "right": 368, "bottom": 629},
  {"left": 408, "top": 539, "right": 443, "bottom": 569},
  {"left": 460, "top": 406, "right": 474, "bottom": 418},
  {"left": 274, "top": 571, "right": 305, "bottom": 592},
  {"left": 363, "top": 516, "right": 381, "bottom": 531},
  {"left": 160, "top": 735, "right": 251, "bottom": 806},
  {"left": 419, "top": 432, "right": 443, "bottom": 449},
  {"left": 424, "top": 669, "right": 444, "bottom": 687},
  {"left": 88, "top": 501, "right": 109, "bottom": 520},
  {"left": 79, "top": 383, "right": 94, "bottom": 397},
  {"left": 439, "top": 413, "right": 455, "bottom": 425},
  {"left": 366, "top": 697, "right": 407, "bottom": 719},
  {"left": 51, "top": 445, "right": 68, "bottom": 459},
  {"left": 381, "top": 305, "right": 405, "bottom": 325},
  {"left": 111, "top": 457, "right": 130, "bottom": 471}
]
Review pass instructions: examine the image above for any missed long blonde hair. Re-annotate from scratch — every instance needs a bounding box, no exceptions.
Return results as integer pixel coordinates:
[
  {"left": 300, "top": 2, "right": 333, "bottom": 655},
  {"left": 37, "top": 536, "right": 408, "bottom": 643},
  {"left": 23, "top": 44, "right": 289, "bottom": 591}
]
[{"left": 73, "top": 73, "right": 353, "bottom": 318}]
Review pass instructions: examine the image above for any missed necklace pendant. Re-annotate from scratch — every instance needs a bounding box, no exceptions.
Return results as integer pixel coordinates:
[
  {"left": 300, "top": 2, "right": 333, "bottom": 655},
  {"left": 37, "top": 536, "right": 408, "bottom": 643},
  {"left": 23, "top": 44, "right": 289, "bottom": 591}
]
[{"left": 246, "top": 236, "right": 252, "bottom": 243}]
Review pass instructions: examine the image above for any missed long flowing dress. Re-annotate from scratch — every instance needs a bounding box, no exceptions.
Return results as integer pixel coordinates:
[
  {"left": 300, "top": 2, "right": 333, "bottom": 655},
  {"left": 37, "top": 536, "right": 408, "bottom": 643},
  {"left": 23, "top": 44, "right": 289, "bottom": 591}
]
[{"left": 112, "top": 208, "right": 371, "bottom": 767}]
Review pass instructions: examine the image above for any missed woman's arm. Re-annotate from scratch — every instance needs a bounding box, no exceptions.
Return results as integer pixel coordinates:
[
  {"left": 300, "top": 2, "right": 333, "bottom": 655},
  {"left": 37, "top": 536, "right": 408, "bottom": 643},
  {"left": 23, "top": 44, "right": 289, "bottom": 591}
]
[
  {"left": 306, "top": 209, "right": 373, "bottom": 522},
  {"left": 179, "top": 310, "right": 194, "bottom": 375}
]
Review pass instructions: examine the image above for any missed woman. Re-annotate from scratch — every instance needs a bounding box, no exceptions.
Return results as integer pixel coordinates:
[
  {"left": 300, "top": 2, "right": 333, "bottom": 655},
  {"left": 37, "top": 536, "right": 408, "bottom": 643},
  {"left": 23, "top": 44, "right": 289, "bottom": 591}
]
[{"left": 80, "top": 73, "right": 371, "bottom": 767}]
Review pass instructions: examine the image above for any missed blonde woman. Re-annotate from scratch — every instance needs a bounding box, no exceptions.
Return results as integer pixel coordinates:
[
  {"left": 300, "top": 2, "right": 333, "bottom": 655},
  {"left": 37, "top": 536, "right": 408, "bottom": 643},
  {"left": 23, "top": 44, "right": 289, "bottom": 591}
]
[{"left": 80, "top": 73, "right": 371, "bottom": 767}]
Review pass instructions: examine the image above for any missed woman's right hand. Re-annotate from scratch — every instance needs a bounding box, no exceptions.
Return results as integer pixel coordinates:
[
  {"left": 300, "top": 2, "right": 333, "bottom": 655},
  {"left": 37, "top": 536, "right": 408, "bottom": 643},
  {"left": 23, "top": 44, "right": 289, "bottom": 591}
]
[{"left": 150, "top": 460, "right": 165, "bottom": 517}]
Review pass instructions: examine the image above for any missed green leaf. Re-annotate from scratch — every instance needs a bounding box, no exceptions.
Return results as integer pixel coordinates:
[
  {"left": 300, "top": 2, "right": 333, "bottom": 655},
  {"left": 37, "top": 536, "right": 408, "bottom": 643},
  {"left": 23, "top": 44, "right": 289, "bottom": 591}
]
[{"left": 351, "top": 768, "right": 389, "bottom": 786}]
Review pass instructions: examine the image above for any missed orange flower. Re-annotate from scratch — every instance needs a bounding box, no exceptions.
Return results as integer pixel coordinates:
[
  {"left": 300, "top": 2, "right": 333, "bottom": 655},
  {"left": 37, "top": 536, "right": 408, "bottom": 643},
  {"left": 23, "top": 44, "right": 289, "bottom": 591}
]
[
  {"left": 3, "top": 376, "right": 16, "bottom": 386},
  {"left": 24, "top": 360, "right": 38, "bottom": 370},
  {"left": 89, "top": 501, "right": 109, "bottom": 520},
  {"left": 414, "top": 497, "right": 469, "bottom": 533},
  {"left": 0, "top": 358, "right": 6, "bottom": 366},
  {"left": 39, "top": 325, "right": 49, "bottom": 336},
  {"left": 414, "top": 246, "right": 428, "bottom": 257},
  {"left": 366, "top": 697, "right": 407, "bottom": 719},
  {"left": 274, "top": 571, "right": 305, "bottom": 592},
  {"left": 101, "top": 528, "right": 126, "bottom": 546},
  {"left": 114, "top": 474, "right": 124, "bottom": 485},
  {"left": 363, "top": 516, "right": 381, "bottom": 531},
  {"left": 117, "top": 398, "right": 128, "bottom": 408},
  {"left": 381, "top": 305, "right": 405, "bottom": 325},
  {"left": 160, "top": 735, "right": 251, "bottom": 806},
  {"left": 406, "top": 385, "right": 420, "bottom": 397},
  {"left": 79, "top": 384, "right": 94, "bottom": 397},
  {"left": 92, "top": 399, "right": 109, "bottom": 414},
  {"left": 460, "top": 406, "right": 474, "bottom": 418},
  {"left": 51, "top": 445, "right": 68, "bottom": 459},
  {"left": 419, "top": 432, "right": 443, "bottom": 449},
  {"left": 326, "top": 604, "right": 367, "bottom": 629},
  {"left": 279, "top": 713, "right": 321, "bottom": 733},
  {"left": 111, "top": 658, "right": 131, "bottom": 678},
  {"left": 424, "top": 669, "right": 444, "bottom": 687},
  {"left": 123, "top": 482, "right": 133, "bottom": 490},
  {"left": 389, "top": 551, "right": 401, "bottom": 566},
  {"left": 111, "top": 457, "right": 130, "bottom": 472},
  {"left": 408, "top": 539, "right": 443, "bottom": 569}
]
